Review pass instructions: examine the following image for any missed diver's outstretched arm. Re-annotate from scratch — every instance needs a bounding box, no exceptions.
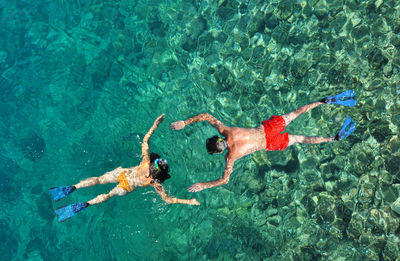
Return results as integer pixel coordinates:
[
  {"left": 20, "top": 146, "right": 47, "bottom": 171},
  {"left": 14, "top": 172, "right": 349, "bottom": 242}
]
[
  {"left": 141, "top": 113, "right": 165, "bottom": 162},
  {"left": 170, "top": 113, "right": 228, "bottom": 134},
  {"left": 188, "top": 157, "right": 235, "bottom": 192},
  {"left": 153, "top": 183, "right": 200, "bottom": 205}
]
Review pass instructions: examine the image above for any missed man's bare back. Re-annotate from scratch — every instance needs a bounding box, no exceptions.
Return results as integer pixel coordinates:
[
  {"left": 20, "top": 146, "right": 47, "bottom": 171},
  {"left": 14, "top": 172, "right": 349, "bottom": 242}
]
[{"left": 223, "top": 126, "right": 266, "bottom": 159}]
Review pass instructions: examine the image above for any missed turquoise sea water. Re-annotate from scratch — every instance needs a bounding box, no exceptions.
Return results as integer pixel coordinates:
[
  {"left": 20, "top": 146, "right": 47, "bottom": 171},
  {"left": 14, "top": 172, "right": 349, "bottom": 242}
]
[{"left": 1, "top": 0, "right": 399, "bottom": 260}]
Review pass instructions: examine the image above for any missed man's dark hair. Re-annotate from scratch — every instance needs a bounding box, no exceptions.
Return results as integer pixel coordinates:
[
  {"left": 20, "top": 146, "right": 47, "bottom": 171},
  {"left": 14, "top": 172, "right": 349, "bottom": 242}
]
[
  {"left": 149, "top": 152, "right": 170, "bottom": 183},
  {"left": 206, "top": 135, "right": 225, "bottom": 154}
]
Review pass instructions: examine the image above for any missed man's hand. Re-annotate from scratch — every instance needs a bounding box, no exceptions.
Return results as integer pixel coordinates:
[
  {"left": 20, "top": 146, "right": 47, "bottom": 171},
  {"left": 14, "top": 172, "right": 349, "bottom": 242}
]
[
  {"left": 188, "top": 199, "right": 200, "bottom": 205},
  {"left": 170, "top": 120, "right": 185, "bottom": 130},
  {"left": 156, "top": 113, "right": 165, "bottom": 123},
  {"left": 188, "top": 182, "right": 207, "bottom": 192}
]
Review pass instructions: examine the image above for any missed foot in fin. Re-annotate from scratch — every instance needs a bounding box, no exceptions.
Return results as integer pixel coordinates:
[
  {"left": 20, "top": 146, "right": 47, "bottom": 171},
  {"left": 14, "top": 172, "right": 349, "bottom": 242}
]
[
  {"left": 321, "top": 90, "right": 356, "bottom": 106},
  {"left": 49, "top": 186, "right": 76, "bottom": 201},
  {"left": 335, "top": 116, "right": 356, "bottom": 141},
  {"left": 55, "top": 202, "right": 89, "bottom": 222}
]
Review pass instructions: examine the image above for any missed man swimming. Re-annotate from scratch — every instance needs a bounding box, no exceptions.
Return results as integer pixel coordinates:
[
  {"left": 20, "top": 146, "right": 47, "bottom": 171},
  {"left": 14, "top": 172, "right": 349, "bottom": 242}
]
[
  {"left": 50, "top": 114, "right": 199, "bottom": 222},
  {"left": 170, "top": 90, "right": 356, "bottom": 192}
]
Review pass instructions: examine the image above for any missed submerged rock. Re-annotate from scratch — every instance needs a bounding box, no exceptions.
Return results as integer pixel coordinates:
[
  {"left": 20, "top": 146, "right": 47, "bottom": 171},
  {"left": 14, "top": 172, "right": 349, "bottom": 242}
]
[
  {"left": 351, "top": 25, "right": 370, "bottom": 40},
  {"left": 347, "top": 211, "right": 365, "bottom": 240},
  {"left": 327, "top": 0, "right": 344, "bottom": 16},
  {"left": 19, "top": 133, "right": 46, "bottom": 161},
  {"left": 366, "top": 207, "right": 398, "bottom": 234},
  {"left": 385, "top": 156, "right": 400, "bottom": 176},
  {"left": 181, "top": 16, "right": 207, "bottom": 52},
  {"left": 275, "top": 0, "right": 295, "bottom": 20},
  {"left": 358, "top": 174, "right": 378, "bottom": 206},
  {"left": 313, "top": 0, "right": 328, "bottom": 20},
  {"left": 383, "top": 234, "right": 400, "bottom": 260},
  {"left": 391, "top": 197, "right": 400, "bottom": 215},
  {"left": 367, "top": 48, "right": 389, "bottom": 70},
  {"left": 217, "top": 1, "right": 237, "bottom": 21}
]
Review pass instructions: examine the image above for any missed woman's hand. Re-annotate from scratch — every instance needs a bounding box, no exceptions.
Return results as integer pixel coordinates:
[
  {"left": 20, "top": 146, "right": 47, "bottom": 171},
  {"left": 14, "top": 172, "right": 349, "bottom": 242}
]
[
  {"left": 170, "top": 120, "right": 185, "bottom": 130},
  {"left": 188, "top": 199, "right": 200, "bottom": 205},
  {"left": 156, "top": 113, "right": 165, "bottom": 123}
]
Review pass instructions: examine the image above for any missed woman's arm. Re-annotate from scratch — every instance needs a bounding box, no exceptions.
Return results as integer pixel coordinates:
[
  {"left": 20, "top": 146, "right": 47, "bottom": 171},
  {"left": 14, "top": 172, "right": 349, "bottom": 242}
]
[
  {"left": 188, "top": 157, "right": 235, "bottom": 192},
  {"left": 141, "top": 113, "right": 165, "bottom": 162},
  {"left": 170, "top": 113, "right": 227, "bottom": 134},
  {"left": 153, "top": 183, "right": 200, "bottom": 205}
]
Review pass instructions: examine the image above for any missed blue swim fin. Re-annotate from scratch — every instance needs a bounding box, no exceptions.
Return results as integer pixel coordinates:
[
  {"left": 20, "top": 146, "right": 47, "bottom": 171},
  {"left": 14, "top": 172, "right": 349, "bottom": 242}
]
[
  {"left": 338, "top": 99, "right": 357, "bottom": 107},
  {"left": 55, "top": 202, "right": 89, "bottom": 222},
  {"left": 322, "top": 90, "right": 357, "bottom": 106},
  {"left": 49, "top": 186, "right": 76, "bottom": 201},
  {"left": 335, "top": 116, "right": 356, "bottom": 140}
]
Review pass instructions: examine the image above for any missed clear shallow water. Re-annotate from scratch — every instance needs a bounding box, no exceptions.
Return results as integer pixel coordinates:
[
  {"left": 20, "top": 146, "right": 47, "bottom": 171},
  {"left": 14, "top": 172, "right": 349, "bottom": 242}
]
[{"left": 0, "top": 0, "right": 399, "bottom": 260}]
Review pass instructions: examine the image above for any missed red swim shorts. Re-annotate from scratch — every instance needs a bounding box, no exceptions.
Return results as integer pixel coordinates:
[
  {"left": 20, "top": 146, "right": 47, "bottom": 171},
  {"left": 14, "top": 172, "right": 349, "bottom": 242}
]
[{"left": 262, "top": 116, "right": 289, "bottom": 151}]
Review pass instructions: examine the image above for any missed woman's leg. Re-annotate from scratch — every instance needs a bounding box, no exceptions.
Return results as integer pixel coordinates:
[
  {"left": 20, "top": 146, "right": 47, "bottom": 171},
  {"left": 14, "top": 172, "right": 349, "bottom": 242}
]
[
  {"left": 281, "top": 101, "right": 324, "bottom": 126},
  {"left": 87, "top": 185, "right": 128, "bottom": 205},
  {"left": 54, "top": 185, "right": 130, "bottom": 222},
  {"left": 288, "top": 134, "right": 335, "bottom": 147},
  {"left": 74, "top": 167, "right": 124, "bottom": 189}
]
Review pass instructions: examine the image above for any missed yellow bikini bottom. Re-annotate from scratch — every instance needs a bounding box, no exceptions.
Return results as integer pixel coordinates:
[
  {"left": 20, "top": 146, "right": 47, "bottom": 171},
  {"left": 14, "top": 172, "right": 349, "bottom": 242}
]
[{"left": 117, "top": 171, "right": 132, "bottom": 192}]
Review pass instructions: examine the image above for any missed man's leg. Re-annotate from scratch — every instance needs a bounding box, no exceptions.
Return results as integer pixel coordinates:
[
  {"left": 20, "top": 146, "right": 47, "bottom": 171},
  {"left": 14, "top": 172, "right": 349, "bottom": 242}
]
[
  {"left": 74, "top": 167, "right": 124, "bottom": 189},
  {"left": 281, "top": 101, "right": 324, "bottom": 126},
  {"left": 288, "top": 134, "right": 334, "bottom": 146}
]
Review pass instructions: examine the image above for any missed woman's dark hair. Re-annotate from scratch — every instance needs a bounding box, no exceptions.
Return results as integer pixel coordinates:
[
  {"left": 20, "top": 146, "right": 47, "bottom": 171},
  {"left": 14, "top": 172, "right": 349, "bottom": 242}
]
[
  {"left": 206, "top": 135, "right": 225, "bottom": 154},
  {"left": 149, "top": 152, "right": 170, "bottom": 183}
]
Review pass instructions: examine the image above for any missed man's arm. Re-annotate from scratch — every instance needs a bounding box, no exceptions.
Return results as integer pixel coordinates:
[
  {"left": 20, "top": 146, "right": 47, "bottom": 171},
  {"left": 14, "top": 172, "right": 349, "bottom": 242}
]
[
  {"left": 188, "top": 157, "right": 235, "bottom": 192},
  {"left": 141, "top": 113, "right": 165, "bottom": 162},
  {"left": 153, "top": 183, "right": 200, "bottom": 205},
  {"left": 170, "top": 113, "right": 227, "bottom": 134}
]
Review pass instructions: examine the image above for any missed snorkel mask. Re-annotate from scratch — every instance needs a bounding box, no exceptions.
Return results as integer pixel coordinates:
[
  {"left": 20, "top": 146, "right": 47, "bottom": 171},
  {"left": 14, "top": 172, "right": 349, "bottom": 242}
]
[{"left": 154, "top": 158, "right": 168, "bottom": 170}]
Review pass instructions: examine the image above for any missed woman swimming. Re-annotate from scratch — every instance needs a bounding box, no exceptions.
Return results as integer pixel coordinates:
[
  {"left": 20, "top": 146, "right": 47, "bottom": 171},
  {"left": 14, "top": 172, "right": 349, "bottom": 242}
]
[{"left": 50, "top": 113, "right": 199, "bottom": 222}]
